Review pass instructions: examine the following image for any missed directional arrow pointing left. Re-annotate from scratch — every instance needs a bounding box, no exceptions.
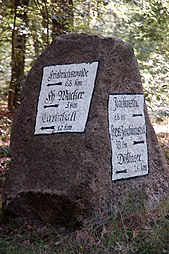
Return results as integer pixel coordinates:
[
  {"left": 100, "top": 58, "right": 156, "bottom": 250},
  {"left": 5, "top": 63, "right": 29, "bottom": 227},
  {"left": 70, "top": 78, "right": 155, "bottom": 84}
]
[
  {"left": 40, "top": 126, "right": 55, "bottom": 130},
  {"left": 47, "top": 82, "right": 62, "bottom": 87},
  {"left": 116, "top": 169, "right": 127, "bottom": 174},
  {"left": 44, "top": 104, "right": 59, "bottom": 108}
]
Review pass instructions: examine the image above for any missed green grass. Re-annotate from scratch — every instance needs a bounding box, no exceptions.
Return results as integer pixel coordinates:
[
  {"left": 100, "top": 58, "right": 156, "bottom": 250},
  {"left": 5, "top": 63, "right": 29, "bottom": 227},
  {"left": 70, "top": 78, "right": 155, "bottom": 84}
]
[
  {"left": 0, "top": 200, "right": 169, "bottom": 254},
  {"left": 0, "top": 105, "right": 169, "bottom": 253}
]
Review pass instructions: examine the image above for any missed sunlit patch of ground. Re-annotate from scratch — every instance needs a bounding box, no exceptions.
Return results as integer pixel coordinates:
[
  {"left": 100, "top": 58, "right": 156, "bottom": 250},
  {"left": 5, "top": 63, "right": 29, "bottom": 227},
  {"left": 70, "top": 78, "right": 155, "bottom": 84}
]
[
  {"left": 151, "top": 116, "right": 169, "bottom": 165},
  {"left": 151, "top": 116, "right": 169, "bottom": 134}
]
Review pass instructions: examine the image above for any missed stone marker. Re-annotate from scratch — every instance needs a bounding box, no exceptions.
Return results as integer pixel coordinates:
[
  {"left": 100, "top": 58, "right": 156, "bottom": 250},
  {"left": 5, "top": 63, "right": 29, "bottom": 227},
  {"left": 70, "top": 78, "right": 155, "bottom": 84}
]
[{"left": 3, "top": 34, "right": 169, "bottom": 227}]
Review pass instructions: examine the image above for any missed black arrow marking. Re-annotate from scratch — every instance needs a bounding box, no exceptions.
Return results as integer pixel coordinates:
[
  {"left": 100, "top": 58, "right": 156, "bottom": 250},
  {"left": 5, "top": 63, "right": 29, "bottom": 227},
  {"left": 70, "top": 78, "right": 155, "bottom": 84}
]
[
  {"left": 132, "top": 114, "right": 143, "bottom": 117},
  {"left": 44, "top": 104, "right": 59, "bottom": 108},
  {"left": 47, "top": 82, "right": 62, "bottom": 87},
  {"left": 133, "top": 140, "right": 144, "bottom": 145},
  {"left": 40, "top": 126, "right": 55, "bottom": 130},
  {"left": 116, "top": 169, "right": 127, "bottom": 174}
]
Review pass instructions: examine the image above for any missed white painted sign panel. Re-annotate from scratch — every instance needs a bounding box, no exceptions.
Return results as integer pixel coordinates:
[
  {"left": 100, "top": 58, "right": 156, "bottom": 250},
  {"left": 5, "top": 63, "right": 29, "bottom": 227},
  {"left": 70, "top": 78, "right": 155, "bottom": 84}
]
[
  {"left": 34, "top": 62, "right": 98, "bottom": 134},
  {"left": 108, "top": 94, "right": 148, "bottom": 181}
]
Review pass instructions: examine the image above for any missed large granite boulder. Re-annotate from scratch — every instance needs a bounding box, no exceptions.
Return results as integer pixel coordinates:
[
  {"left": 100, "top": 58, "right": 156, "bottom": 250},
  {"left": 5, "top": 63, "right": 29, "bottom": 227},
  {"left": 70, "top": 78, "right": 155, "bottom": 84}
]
[{"left": 3, "top": 34, "right": 169, "bottom": 227}]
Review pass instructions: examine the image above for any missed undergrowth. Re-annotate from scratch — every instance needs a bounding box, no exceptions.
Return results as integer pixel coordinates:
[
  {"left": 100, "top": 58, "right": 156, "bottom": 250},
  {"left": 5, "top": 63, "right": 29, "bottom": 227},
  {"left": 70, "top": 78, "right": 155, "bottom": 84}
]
[
  {"left": 0, "top": 105, "right": 169, "bottom": 254},
  {"left": 0, "top": 199, "right": 169, "bottom": 254}
]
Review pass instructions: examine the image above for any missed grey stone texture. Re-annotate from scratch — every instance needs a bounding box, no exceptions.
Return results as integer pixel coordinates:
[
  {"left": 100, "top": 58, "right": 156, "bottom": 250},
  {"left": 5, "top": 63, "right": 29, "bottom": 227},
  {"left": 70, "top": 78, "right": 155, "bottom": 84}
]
[{"left": 3, "top": 34, "right": 169, "bottom": 227}]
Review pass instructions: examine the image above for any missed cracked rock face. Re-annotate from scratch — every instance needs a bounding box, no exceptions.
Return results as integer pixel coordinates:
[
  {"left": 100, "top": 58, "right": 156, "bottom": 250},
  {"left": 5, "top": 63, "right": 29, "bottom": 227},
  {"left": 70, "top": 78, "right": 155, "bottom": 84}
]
[{"left": 3, "top": 34, "right": 169, "bottom": 227}]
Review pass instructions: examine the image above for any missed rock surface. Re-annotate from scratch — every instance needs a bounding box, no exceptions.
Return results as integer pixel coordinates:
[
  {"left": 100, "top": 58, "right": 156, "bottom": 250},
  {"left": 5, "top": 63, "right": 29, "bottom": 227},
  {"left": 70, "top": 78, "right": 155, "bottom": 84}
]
[{"left": 3, "top": 34, "right": 169, "bottom": 227}]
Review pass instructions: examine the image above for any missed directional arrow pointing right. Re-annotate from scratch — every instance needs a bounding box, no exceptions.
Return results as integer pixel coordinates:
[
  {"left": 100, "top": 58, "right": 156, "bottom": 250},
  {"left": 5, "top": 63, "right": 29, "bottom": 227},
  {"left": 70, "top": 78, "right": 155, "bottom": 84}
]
[
  {"left": 133, "top": 140, "right": 145, "bottom": 145},
  {"left": 132, "top": 114, "right": 143, "bottom": 117}
]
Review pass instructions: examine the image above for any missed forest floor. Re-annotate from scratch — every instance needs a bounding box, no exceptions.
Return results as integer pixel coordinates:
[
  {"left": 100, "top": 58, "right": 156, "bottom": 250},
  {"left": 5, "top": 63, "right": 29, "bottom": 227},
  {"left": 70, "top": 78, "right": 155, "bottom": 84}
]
[{"left": 0, "top": 104, "right": 169, "bottom": 253}]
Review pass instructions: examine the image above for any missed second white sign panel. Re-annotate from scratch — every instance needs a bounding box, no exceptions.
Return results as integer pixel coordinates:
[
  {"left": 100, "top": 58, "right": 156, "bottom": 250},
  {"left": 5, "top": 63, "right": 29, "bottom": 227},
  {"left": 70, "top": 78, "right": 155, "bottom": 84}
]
[{"left": 108, "top": 94, "right": 149, "bottom": 181}]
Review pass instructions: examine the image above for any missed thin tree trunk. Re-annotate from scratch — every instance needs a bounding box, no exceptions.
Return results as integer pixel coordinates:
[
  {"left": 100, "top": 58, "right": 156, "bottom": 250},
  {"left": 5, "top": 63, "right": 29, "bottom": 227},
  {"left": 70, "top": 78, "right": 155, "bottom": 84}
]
[
  {"left": 12, "top": 32, "right": 26, "bottom": 109},
  {"left": 41, "top": 0, "right": 50, "bottom": 46},
  {"left": 8, "top": 0, "right": 28, "bottom": 111},
  {"left": 8, "top": 0, "right": 17, "bottom": 111},
  {"left": 44, "top": 0, "right": 50, "bottom": 45},
  {"left": 51, "top": 0, "right": 74, "bottom": 39},
  {"left": 86, "top": 0, "right": 90, "bottom": 27}
]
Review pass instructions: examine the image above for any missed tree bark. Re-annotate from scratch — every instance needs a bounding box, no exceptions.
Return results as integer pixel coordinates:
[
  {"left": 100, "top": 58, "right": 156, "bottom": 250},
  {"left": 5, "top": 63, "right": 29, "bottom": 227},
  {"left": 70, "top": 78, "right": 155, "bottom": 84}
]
[
  {"left": 51, "top": 0, "right": 74, "bottom": 39},
  {"left": 8, "top": 0, "right": 28, "bottom": 111}
]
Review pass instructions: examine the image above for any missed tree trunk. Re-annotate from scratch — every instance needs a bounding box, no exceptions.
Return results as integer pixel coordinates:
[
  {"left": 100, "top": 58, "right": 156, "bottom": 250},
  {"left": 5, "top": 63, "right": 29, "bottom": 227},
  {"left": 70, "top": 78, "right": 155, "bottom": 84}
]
[
  {"left": 51, "top": 0, "right": 74, "bottom": 39},
  {"left": 41, "top": 0, "right": 50, "bottom": 46},
  {"left": 8, "top": 31, "right": 26, "bottom": 110},
  {"left": 8, "top": 0, "right": 28, "bottom": 111}
]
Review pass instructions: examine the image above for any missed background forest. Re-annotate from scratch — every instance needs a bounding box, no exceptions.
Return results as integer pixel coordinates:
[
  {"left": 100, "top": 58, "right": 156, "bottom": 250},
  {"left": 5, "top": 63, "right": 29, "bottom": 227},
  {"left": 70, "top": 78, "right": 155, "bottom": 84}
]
[
  {"left": 0, "top": 0, "right": 169, "bottom": 253},
  {"left": 0, "top": 0, "right": 169, "bottom": 115}
]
